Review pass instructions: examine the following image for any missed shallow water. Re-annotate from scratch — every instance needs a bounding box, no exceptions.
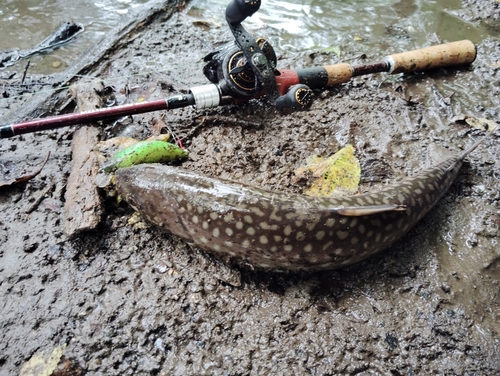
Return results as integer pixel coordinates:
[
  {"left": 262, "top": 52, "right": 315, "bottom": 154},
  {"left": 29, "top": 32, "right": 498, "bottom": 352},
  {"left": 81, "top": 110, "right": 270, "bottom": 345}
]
[
  {"left": 0, "top": 0, "right": 152, "bottom": 74},
  {"left": 188, "top": 0, "right": 494, "bottom": 52},
  {"left": 1, "top": 0, "right": 496, "bottom": 76}
]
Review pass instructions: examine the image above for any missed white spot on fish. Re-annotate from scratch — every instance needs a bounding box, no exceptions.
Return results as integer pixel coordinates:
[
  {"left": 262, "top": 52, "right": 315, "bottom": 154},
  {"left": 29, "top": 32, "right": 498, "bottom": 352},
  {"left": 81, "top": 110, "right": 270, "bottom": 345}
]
[
  {"left": 325, "top": 218, "right": 336, "bottom": 227},
  {"left": 244, "top": 215, "right": 253, "bottom": 224},
  {"left": 260, "top": 235, "right": 269, "bottom": 244},
  {"left": 250, "top": 206, "right": 265, "bottom": 216},
  {"left": 213, "top": 228, "right": 220, "bottom": 237},
  {"left": 246, "top": 227, "right": 255, "bottom": 236},
  {"left": 303, "top": 244, "right": 313, "bottom": 253},
  {"left": 296, "top": 232, "right": 306, "bottom": 241},
  {"left": 269, "top": 209, "right": 282, "bottom": 221},
  {"left": 337, "top": 230, "right": 349, "bottom": 240},
  {"left": 316, "top": 231, "right": 325, "bottom": 241},
  {"left": 322, "top": 241, "right": 334, "bottom": 251},
  {"left": 210, "top": 212, "right": 218, "bottom": 220},
  {"left": 307, "top": 222, "right": 318, "bottom": 232},
  {"left": 284, "top": 225, "right": 292, "bottom": 236},
  {"left": 192, "top": 215, "right": 199, "bottom": 224},
  {"left": 225, "top": 227, "right": 234, "bottom": 236}
]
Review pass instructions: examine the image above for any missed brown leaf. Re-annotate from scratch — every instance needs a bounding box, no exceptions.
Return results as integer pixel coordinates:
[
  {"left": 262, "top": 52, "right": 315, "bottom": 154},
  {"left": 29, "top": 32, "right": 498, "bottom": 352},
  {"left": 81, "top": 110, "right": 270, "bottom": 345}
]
[{"left": 0, "top": 152, "right": 50, "bottom": 188}]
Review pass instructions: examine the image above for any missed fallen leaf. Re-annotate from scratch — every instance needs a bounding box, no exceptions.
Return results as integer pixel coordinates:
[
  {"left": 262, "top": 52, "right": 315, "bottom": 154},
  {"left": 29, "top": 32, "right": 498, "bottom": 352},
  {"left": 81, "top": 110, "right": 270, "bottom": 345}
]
[
  {"left": 322, "top": 46, "right": 341, "bottom": 56},
  {"left": 19, "top": 344, "right": 66, "bottom": 376},
  {"left": 0, "top": 152, "right": 50, "bottom": 188},
  {"left": 294, "top": 145, "right": 361, "bottom": 197},
  {"left": 464, "top": 116, "right": 499, "bottom": 132}
]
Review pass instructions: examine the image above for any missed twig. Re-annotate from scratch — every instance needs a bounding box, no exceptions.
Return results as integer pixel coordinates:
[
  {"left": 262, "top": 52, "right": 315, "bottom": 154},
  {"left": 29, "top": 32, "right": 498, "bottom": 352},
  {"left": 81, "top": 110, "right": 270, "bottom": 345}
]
[
  {"left": 21, "top": 60, "right": 30, "bottom": 84},
  {"left": 25, "top": 182, "right": 55, "bottom": 214}
]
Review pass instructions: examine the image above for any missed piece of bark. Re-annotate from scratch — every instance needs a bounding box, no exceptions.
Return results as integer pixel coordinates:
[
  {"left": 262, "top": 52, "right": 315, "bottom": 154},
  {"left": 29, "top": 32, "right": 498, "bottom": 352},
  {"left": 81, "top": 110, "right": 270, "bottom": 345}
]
[{"left": 62, "top": 83, "right": 104, "bottom": 237}]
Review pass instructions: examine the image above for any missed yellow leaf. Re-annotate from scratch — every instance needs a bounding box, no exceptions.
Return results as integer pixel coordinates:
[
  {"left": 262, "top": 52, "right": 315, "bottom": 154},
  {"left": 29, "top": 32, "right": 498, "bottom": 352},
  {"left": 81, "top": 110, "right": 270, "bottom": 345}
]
[
  {"left": 19, "top": 344, "right": 66, "bottom": 376},
  {"left": 464, "top": 116, "right": 499, "bottom": 132},
  {"left": 294, "top": 145, "right": 361, "bottom": 197}
]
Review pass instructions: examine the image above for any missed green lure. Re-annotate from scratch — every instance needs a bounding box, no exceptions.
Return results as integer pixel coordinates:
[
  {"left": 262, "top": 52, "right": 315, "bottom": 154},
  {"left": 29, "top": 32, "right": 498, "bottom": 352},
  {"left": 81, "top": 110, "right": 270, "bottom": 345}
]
[{"left": 102, "top": 140, "right": 188, "bottom": 173}]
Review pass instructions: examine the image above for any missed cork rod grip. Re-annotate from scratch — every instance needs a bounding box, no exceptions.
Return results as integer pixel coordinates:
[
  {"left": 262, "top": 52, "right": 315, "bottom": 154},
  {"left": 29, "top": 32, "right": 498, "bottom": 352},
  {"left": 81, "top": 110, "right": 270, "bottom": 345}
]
[{"left": 385, "top": 40, "right": 476, "bottom": 74}]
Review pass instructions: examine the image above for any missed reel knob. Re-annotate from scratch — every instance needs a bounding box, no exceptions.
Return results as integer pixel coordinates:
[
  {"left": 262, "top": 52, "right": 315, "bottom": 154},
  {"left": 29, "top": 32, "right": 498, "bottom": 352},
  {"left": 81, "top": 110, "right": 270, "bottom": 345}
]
[
  {"left": 275, "top": 84, "right": 314, "bottom": 113},
  {"left": 226, "top": 0, "right": 261, "bottom": 24}
]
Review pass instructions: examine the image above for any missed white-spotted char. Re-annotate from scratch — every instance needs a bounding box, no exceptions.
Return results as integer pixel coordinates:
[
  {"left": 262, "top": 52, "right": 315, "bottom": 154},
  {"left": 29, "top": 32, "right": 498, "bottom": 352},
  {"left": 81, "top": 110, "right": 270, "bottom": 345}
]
[{"left": 115, "top": 138, "right": 486, "bottom": 271}]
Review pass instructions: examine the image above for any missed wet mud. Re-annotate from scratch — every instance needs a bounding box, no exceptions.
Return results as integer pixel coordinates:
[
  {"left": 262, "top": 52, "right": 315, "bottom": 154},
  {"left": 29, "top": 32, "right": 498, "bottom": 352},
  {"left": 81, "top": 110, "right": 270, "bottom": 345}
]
[{"left": 0, "top": 0, "right": 499, "bottom": 374}]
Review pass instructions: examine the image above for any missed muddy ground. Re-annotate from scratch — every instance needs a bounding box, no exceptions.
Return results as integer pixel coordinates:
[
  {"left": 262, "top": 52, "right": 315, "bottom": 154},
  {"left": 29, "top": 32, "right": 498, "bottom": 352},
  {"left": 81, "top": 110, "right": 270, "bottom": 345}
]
[{"left": 1, "top": 0, "right": 499, "bottom": 375}]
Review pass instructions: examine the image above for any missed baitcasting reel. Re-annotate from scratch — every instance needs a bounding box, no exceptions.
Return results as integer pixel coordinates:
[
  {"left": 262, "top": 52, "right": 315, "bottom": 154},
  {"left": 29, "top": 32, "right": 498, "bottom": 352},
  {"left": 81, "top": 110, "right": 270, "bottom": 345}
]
[
  {"left": 203, "top": 38, "right": 277, "bottom": 100},
  {"left": 202, "top": 0, "right": 314, "bottom": 112}
]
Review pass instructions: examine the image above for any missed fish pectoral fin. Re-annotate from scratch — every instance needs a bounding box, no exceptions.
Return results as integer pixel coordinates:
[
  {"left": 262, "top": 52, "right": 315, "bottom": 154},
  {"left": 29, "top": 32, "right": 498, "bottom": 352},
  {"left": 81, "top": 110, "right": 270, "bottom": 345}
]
[{"left": 336, "top": 204, "right": 407, "bottom": 216}]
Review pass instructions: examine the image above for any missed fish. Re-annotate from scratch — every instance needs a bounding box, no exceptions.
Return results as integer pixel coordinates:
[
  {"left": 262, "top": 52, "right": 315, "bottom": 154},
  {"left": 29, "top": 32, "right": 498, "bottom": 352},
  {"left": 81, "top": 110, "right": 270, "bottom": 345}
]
[{"left": 114, "top": 137, "right": 487, "bottom": 271}]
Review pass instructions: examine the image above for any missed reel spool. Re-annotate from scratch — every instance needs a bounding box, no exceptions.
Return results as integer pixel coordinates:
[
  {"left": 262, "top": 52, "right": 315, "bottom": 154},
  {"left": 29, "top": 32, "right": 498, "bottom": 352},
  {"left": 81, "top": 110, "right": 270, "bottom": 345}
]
[{"left": 203, "top": 38, "right": 277, "bottom": 100}]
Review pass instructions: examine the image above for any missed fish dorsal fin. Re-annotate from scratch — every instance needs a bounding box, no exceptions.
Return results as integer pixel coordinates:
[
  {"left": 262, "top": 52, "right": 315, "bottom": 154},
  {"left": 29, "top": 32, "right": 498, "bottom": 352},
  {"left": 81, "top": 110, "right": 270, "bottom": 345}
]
[{"left": 336, "top": 204, "right": 407, "bottom": 217}]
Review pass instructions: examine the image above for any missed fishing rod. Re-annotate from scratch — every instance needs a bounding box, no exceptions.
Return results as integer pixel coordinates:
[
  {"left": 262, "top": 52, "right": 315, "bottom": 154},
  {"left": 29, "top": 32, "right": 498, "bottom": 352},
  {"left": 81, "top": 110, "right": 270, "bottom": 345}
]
[{"left": 0, "top": 0, "right": 476, "bottom": 139}]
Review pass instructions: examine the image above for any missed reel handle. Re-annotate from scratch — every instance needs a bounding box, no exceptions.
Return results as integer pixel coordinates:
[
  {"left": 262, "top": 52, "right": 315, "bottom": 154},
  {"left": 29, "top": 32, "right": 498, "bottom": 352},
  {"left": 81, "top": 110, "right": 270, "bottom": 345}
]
[
  {"left": 226, "top": 0, "right": 261, "bottom": 24},
  {"left": 275, "top": 84, "right": 314, "bottom": 113}
]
